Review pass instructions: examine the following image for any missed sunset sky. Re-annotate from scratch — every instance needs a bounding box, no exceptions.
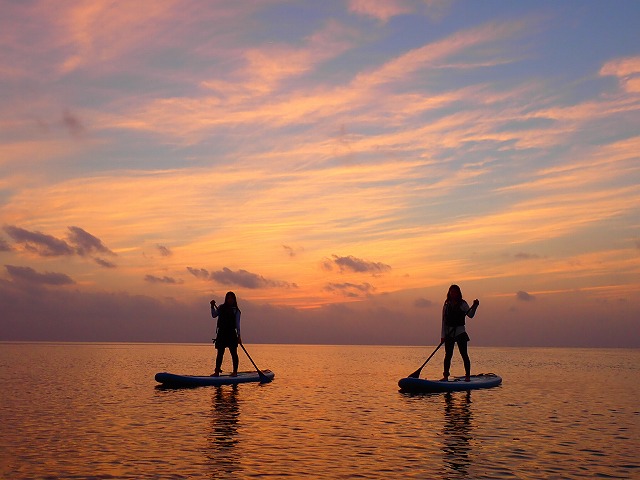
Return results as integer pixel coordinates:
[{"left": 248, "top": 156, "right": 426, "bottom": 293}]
[{"left": 1, "top": 0, "right": 638, "bottom": 347}]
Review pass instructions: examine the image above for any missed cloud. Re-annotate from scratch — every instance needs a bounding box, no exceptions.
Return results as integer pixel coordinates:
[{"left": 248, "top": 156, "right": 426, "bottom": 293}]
[
  {"left": 348, "top": 0, "right": 413, "bottom": 22},
  {"left": 144, "top": 275, "right": 182, "bottom": 285},
  {"left": 62, "top": 110, "right": 86, "bottom": 137},
  {"left": 283, "top": 245, "right": 302, "bottom": 257},
  {"left": 324, "top": 282, "right": 375, "bottom": 298},
  {"left": 211, "top": 267, "right": 297, "bottom": 290},
  {"left": 4, "top": 225, "right": 75, "bottom": 256},
  {"left": 1, "top": 3, "right": 638, "bottom": 345},
  {"left": 414, "top": 297, "right": 434, "bottom": 308},
  {"left": 187, "top": 266, "right": 296, "bottom": 290},
  {"left": 0, "top": 279, "right": 207, "bottom": 343},
  {"left": 157, "top": 245, "right": 173, "bottom": 256},
  {"left": 330, "top": 255, "right": 391, "bottom": 275},
  {"left": 201, "top": 18, "right": 358, "bottom": 99},
  {"left": 67, "top": 226, "right": 114, "bottom": 256},
  {"left": 94, "top": 257, "right": 117, "bottom": 268},
  {"left": 0, "top": 238, "right": 11, "bottom": 252},
  {"left": 4, "top": 226, "right": 116, "bottom": 268},
  {"left": 420, "top": 0, "right": 455, "bottom": 21},
  {"left": 321, "top": 258, "right": 334, "bottom": 271},
  {"left": 5, "top": 265, "right": 75, "bottom": 286},
  {"left": 353, "top": 19, "right": 529, "bottom": 91},
  {"left": 187, "top": 267, "right": 211, "bottom": 279},
  {"left": 600, "top": 56, "right": 640, "bottom": 93},
  {"left": 516, "top": 290, "right": 535, "bottom": 301}
]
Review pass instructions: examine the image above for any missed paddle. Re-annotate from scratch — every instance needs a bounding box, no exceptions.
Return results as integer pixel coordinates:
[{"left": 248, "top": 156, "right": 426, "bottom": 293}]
[
  {"left": 408, "top": 340, "right": 445, "bottom": 378},
  {"left": 240, "top": 343, "right": 271, "bottom": 383}
]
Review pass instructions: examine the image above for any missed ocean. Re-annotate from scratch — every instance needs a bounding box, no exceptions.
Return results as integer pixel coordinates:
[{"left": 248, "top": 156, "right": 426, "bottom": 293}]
[{"left": 1, "top": 343, "right": 638, "bottom": 479}]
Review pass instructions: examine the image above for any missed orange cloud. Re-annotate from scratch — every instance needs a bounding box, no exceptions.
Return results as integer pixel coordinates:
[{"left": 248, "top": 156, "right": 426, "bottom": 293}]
[{"left": 94, "top": 18, "right": 533, "bottom": 144}]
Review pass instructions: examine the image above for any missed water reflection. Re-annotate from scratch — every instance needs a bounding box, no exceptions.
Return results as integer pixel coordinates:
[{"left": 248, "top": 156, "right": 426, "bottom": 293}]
[
  {"left": 442, "top": 391, "right": 473, "bottom": 478},
  {"left": 206, "top": 386, "right": 241, "bottom": 479}
]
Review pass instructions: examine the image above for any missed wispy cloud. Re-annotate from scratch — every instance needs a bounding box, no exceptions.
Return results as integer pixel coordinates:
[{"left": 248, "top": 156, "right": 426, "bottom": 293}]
[
  {"left": 600, "top": 55, "right": 640, "bottom": 93},
  {"left": 62, "top": 110, "right": 86, "bottom": 138},
  {"left": 348, "top": 0, "right": 413, "bottom": 22},
  {"left": 97, "top": 18, "right": 532, "bottom": 146},
  {"left": 156, "top": 245, "right": 173, "bottom": 257}
]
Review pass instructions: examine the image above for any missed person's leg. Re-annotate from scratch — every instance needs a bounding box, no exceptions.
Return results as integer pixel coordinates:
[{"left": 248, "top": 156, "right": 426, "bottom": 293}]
[
  {"left": 214, "top": 347, "right": 225, "bottom": 375},
  {"left": 442, "top": 338, "right": 455, "bottom": 380},
  {"left": 457, "top": 338, "right": 471, "bottom": 380},
  {"left": 230, "top": 346, "right": 239, "bottom": 375}
]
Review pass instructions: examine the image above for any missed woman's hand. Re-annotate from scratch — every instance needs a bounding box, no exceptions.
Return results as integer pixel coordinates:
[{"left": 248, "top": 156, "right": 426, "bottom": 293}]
[{"left": 472, "top": 299, "right": 479, "bottom": 307}]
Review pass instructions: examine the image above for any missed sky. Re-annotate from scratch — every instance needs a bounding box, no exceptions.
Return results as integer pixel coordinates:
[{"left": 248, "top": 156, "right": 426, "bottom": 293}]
[{"left": 1, "top": 0, "right": 639, "bottom": 347}]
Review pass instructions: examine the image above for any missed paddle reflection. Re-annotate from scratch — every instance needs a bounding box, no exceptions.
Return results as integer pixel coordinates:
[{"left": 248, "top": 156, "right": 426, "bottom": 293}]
[
  {"left": 441, "top": 391, "right": 473, "bottom": 478},
  {"left": 206, "top": 385, "right": 241, "bottom": 478}
]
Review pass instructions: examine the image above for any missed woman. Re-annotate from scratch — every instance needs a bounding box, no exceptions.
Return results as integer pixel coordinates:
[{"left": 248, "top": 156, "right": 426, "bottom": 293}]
[
  {"left": 210, "top": 291, "right": 242, "bottom": 376},
  {"left": 441, "top": 285, "right": 479, "bottom": 382}
]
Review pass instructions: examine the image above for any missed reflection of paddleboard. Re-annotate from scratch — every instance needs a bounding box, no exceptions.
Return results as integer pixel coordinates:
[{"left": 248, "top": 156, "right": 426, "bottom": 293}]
[
  {"left": 398, "top": 373, "right": 502, "bottom": 393},
  {"left": 155, "top": 370, "right": 274, "bottom": 387}
]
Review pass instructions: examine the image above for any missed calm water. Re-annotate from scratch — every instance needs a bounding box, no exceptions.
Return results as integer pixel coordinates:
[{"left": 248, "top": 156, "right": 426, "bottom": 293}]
[{"left": 1, "top": 343, "right": 638, "bottom": 479}]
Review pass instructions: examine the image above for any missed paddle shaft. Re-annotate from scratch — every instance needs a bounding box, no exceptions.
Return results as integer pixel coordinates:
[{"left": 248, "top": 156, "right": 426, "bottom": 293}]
[
  {"left": 408, "top": 340, "right": 444, "bottom": 378},
  {"left": 239, "top": 343, "right": 270, "bottom": 383}
]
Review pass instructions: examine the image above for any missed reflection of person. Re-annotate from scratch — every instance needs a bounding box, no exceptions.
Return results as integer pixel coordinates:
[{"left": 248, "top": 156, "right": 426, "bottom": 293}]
[
  {"left": 441, "top": 285, "right": 479, "bottom": 382},
  {"left": 442, "top": 391, "right": 473, "bottom": 476},
  {"left": 207, "top": 386, "right": 241, "bottom": 476},
  {"left": 211, "top": 291, "right": 242, "bottom": 377}
]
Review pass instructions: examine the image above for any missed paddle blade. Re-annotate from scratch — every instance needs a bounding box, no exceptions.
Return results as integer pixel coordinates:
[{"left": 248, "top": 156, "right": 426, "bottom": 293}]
[
  {"left": 408, "top": 368, "right": 422, "bottom": 379},
  {"left": 240, "top": 343, "right": 272, "bottom": 383}
]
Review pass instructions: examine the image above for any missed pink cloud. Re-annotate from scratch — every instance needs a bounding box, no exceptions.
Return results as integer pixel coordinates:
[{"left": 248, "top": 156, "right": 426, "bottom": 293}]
[
  {"left": 348, "top": 0, "right": 414, "bottom": 22},
  {"left": 600, "top": 56, "right": 640, "bottom": 93}
]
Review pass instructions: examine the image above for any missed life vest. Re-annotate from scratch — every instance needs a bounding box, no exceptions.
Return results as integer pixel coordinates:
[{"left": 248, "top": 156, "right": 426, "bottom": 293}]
[
  {"left": 444, "top": 302, "right": 466, "bottom": 328},
  {"left": 217, "top": 304, "right": 237, "bottom": 333}
]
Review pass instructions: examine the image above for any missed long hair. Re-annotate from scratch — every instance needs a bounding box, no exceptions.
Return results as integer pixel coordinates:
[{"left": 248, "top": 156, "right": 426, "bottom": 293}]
[
  {"left": 223, "top": 291, "right": 239, "bottom": 310},
  {"left": 446, "top": 284, "right": 462, "bottom": 304}
]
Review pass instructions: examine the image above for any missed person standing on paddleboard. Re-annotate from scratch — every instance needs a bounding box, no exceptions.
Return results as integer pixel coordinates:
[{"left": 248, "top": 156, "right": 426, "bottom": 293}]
[
  {"left": 441, "top": 285, "right": 479, "bottom": 382},
  {"left": 211, "top": 291, "right": 242, "bottom": 377}
]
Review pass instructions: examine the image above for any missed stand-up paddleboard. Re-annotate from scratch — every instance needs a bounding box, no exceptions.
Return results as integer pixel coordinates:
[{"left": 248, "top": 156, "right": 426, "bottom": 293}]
[
  {"left": 398, "top": 373, "right": 501, "bottom": 393},
  {"left": 155, "top": 370, "right": 274, "bottom": 387}
]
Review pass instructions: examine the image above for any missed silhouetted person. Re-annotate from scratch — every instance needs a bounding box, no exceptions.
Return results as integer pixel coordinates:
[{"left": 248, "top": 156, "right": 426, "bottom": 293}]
[
  {"left": 211, "top": 291, "right": 242, "bottom": 376},
  {"left": 441, "top": 284, "right": 479, "bottom": 382}
]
